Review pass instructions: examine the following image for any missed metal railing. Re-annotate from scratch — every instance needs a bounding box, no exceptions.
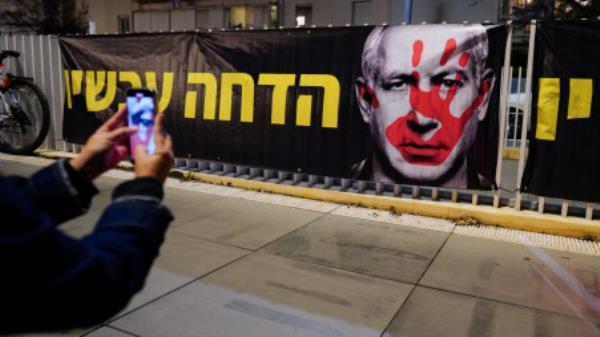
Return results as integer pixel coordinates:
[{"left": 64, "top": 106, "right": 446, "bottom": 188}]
[
  {"left": 0, "top": 29, "right": 597, "bottom": 221},
  {"left": 0, "top": 34, "right": 68, "bottom": 152},
  {"left": 505, "top": 66, "right": 526, "bottom": 149}
]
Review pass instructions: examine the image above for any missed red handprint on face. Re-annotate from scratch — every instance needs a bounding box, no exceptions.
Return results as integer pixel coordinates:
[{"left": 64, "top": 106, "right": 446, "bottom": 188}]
[{"left": 385, "top": 38, "right": 491, "bottom": 166}]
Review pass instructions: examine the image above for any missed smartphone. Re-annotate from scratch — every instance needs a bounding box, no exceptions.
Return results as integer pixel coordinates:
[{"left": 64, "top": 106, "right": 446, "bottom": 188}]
[{"left": 126, "top": 88, "right": 156, "bottom": 159}]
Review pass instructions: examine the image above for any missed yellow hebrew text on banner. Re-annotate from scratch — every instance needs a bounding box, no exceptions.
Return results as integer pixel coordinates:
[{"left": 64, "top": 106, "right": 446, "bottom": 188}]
[
  {"left": 535, "top": 78, "right": 560, "bottom": 141},
  {"left": 118, "top": 71, "right": 142, "bottom": 89},
  {"left": 146, "top": 72, "right": 174, "bottom": 113},
  {"left": 184, "top": 72, "right": 217, "bottom": 119},
  {"left": 64, "top": 70, "right": 341, "bottom": 129},
  {"left": 567, "top": 78, "right": 592, "bottom": 120},
  {"left": 85, "top": 71, "right": 117, "bottom": 112},
  {"left": 298, "top": 74, "right": 340, "bottom": 128},
  {"left": 296, "top": 95, "right": 313, "bottom": 127},
  {"left": 219, "top": 73, "right": 254, "bottom": 123},
  {"left": 258, "top": 74, "right": 296, "bottom": 125},
  {"left": 64, "top": 70, "right": 72, "bottom": 109},
  {"left": 71, "top": 70, "right": 83, "bottom": 95}
]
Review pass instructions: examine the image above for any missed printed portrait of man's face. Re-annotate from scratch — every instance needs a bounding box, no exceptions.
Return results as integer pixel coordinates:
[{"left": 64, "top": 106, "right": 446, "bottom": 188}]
[
  {"left": 127, "top": 94, "right": 156, "bottom": 156},
  {"left": 355, "top": 24, "right": 495, "bottom": 188},
  {"left": 134, "top": 110, "right": 154, "bottom": 142}
]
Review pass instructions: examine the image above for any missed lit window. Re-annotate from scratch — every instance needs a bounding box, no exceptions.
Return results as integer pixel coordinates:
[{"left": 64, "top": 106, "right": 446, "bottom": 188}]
[{"left": 295, "top": 6, "right": 312, "bottom": 27}]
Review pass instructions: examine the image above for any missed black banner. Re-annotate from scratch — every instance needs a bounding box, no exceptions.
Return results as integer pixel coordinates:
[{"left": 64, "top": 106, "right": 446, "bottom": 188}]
[
  {"left": 522, "top": 21, "right": 600, "bottom": 202},
  {"left": 60, "top": 24, "right": 506, "bottom": 189}
]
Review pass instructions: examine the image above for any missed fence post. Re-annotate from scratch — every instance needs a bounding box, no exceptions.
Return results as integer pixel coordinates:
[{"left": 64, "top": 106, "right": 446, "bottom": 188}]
[
  {"left": 494, "top": 21, "right": 513, "bottom": 208},
  {"left": 514, "top": 66, "right": 523, "bottom": 147},
  {"left": 585, "top": 203, "right": 594, "bottom": 220},
  {"left": 48, "top": 36, "right": 58, "bottom": 151},
  {"left": 506, "top": 66, "right": 513, "bottom": 147},
  {"left": 561, "top": 200, "right": 569, "bottom": 217},
  {"left": 515, "top": 20, "right": 537, "bottom": 211}
]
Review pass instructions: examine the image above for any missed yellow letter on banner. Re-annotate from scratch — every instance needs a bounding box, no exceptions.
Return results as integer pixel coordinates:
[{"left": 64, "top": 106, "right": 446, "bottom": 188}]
[
  {"left": 85, "top": 71, "right": 117, "bottom": 112},
  {"left": 71, "top": 70, "right": 83, "bottom": 95},
  {"left": 118, "top": 71, "right": 142, "bottom": 89},
  {"left": 297, "top": 74, "right": 340, "bottom": 128},
  {"left": 258, "top": 74, "right": 296, "bottom": 125},
  {"left": 117, "top": 72, "right": 142, "bottom": 113},
  {"left": 219, "top": 73, "right": 254, "bottom": 123},
  {"left": 64, "top": 70, "right": 72, "bottom": 109},
  {"left": 535, "top": 78, "right": 560, "bottom": 141},
  {"left": 184, "top": 73, "right": 217, "bottom": 119},
  {"left": 146, "top": 72, "right": 174, "bottom": 113},
  {"left": 567, "top": 78, "right": 593, "bottom": 120},
  {"left": 296, "top": 95, "right": 313, "bottom": 127}
]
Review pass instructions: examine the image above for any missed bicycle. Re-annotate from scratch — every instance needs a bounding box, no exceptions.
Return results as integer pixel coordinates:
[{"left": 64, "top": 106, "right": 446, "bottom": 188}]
[{"left": 0, "top": 50, "right": 50, "bottom": 155}]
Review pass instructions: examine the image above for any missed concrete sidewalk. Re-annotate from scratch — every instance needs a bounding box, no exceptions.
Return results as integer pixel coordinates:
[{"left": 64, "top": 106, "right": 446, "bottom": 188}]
[{"left": 2, "top": 155, "right": 599, "bottom": 337}]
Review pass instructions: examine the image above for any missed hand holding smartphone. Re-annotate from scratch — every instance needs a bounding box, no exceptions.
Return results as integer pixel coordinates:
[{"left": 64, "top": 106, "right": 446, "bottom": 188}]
[{"left": 126, "top": 89, "right": 156, "bottom": 160}]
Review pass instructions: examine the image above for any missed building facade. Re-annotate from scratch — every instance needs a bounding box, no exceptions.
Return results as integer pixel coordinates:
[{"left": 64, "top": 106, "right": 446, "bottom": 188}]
[{"left": 78, "top": 0, "right": 514, "bottom": 34}]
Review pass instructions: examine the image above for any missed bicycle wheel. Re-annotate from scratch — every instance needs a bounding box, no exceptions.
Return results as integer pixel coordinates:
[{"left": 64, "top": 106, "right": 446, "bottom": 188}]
[{"left": 0, "top": 78, "right": 50, "bottom": 155}]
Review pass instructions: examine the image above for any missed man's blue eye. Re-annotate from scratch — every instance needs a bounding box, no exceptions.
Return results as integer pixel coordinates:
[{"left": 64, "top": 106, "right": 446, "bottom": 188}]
[
  {"left": 383, "top": 80, "right": 407, "bottom": 90},
  {"left": 442, "top": 79, "right": 463, "bottom": 88}
]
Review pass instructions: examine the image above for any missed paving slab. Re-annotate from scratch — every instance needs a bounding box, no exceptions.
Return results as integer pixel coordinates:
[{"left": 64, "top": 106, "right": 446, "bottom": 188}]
[
  {"left": 154, "top": 231, "right": 250, "bottom": 278},
  {"left": 264, "top": 214, "right": 448, "bottom": 283},
  {"left": 173, "top": 197, "right": 324, "bottom": 250},
  {"left": 115, "top": 231, "right": 249, "bottom": 317},
  {"left": 0, "top": 159, "right": 41, "bottom": 177},
  {"left": 163, "top": 188, "right": 221, "bottom": 227},
  {"left": 4, "top": 332, "right": 80, "bottom": 337},
  {"left": 4, "top": 156, "right": 600, "bottom": 337},
  {"left": 61, "top": 188, "right": 217, "bottom": 237},
  {"left": 112, "top": 253, "right": 412, "bottom": 337},
  {"left": 85, "top": 327, "right": 136, "bottom": 337},
  {"left": 383, "top": 286, "right": 599, "bottom": 337},
  {"left": 420, "top": 234, "right": 600, "bottom": 322}
]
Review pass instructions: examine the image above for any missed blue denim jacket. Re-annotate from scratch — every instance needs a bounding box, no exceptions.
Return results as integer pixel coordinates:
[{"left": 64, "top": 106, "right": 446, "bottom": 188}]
[{"left": 0, "top": 159, "right": 174, "bottom": 333}]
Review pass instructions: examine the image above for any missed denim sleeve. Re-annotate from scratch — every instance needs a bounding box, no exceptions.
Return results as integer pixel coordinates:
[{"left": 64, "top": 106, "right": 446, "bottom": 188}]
[
  {"left": 0, "top": 179, "right": 173, "bottom": 333},
  {"left": 27, "top": 159, "right": 99, "bottom": 224}
]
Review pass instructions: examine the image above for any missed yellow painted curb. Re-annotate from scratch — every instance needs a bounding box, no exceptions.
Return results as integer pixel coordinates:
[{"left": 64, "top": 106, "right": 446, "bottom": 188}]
[
  {"left": 181, "top": 170, "right": 599, "bottom": 241},
  {"left": 502, "top": 147, "right": 526, "bottom": 160},
  {"left": 35, "top": 151, "right": 599, "bottom": 241}
]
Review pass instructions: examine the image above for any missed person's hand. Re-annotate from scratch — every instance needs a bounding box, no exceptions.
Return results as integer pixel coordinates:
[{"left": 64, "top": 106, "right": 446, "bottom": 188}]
[
  {"left": 134, "top": 113, "right": 173, "bottom": 183},
  {"left": 70, "top": 106, "right": 136, "bottom": 181}
]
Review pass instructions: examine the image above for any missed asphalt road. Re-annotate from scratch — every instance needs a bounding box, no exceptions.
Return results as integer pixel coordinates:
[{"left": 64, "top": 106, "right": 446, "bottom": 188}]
[{"left": 2, "top": 156, "right": 599, "bottom": 337}]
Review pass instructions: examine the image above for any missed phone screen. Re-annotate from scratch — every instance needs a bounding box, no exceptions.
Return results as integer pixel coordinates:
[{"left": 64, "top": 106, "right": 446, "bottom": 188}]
[{"left": 127, "top": 90, "right": 156, "bottom": 159}]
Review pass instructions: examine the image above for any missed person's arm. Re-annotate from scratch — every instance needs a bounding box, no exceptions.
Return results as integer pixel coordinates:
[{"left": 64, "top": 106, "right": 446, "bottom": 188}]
[
  {"left": 1, "top": 179, "right": 173, "bottom": 332},
  {"left": 1, "top": 114, "right": 175, "bottom": 333},
  {"left": 22, "top": 159, "right": 99, "bottom": 224},
  {"left": 30, "top": 106, "right": 136, "bottom": 225}
]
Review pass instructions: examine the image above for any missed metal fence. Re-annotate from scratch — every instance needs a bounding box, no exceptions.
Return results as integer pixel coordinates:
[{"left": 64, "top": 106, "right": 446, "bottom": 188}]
[
  {"left": 0, "top": 31, "right": 596, "bottom": 220},
  {"left": 0, "top": 33, "right": 527, "bottom": 154},
  {"left": 505, "top": 66, "right": 526, "bottom": 149},
  {"left": 0, "top": 34, "right": 69, "bottom": 152}
]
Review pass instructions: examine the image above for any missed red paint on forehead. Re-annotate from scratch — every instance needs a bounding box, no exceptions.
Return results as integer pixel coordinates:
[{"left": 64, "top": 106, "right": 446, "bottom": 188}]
[
  {"left": 412, "top": 40, "right": 424, "bottom": 67},
  {"left": 459, "top": 52, "right": 470, "bottom": 68},
  {"left": 440, "top": 39, "right": 456, "bottom": 66}
]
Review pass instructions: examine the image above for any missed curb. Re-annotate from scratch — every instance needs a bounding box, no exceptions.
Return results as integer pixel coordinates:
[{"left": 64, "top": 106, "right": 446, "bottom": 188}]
[
  {"left": 178, "top": 170, "right": 599, "bottom": 240},
  {"left": 36, "top": 151, "right": 599, "bottom": 241}
]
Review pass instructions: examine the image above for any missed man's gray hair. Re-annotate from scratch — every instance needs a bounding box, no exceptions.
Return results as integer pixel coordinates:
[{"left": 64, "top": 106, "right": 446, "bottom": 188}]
[{"left": 361, "top": 24, "right": 490, "bottom": 85}]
